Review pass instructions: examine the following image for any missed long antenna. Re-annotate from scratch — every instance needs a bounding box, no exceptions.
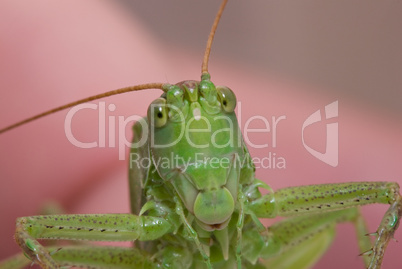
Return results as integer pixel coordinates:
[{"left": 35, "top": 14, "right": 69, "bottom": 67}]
[
  {"left": 2, "top": 0, "right": 230, "bottom": 134},
  {"left": 0, "top": 83, "right": 165, "bottom": 134},
  {"left": 201, "top": 0, "right": 228, "bottom": 78}
]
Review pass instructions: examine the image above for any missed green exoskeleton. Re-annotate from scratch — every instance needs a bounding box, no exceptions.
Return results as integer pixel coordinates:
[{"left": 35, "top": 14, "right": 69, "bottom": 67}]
[{"left": 0, "top": 0, "right": 401, "bottom": 268}]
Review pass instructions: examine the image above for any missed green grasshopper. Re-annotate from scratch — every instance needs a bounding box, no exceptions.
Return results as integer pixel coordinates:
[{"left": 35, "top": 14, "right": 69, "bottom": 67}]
[{"left": 0, "top": 0, "right": 401, "bottom": 268}]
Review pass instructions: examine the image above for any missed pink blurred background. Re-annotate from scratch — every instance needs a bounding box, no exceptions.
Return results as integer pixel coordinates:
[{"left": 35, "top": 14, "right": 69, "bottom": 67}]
[{"left": 0, "top": 1, "right": 401, "bottom": 268}]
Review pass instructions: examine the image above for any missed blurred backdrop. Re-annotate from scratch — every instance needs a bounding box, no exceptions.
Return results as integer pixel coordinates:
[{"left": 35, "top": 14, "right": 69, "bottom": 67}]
[
  {"left": 121, "top": 0, "right": 402, "bottom": 116},
  {"left": 0, "top": 1, "right": 401, "bottom": 268}
]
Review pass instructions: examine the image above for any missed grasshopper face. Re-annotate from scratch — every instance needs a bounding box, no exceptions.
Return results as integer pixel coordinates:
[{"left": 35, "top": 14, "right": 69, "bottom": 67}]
[{"left": 148, "top": 80, "right": 244, "bottom": 231}]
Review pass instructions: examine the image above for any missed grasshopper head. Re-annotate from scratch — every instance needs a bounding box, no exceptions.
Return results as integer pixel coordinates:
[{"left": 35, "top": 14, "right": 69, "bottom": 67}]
[{"left": 147, "top": 79, "right": 244, "bottom": 231}]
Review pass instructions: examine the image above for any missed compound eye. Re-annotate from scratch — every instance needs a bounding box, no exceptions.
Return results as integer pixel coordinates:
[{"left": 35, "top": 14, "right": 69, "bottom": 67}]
[
  {"left": 217, "top": 86, "right": 236, "bottom": 113},
  {"left": 147, "top": 98, "right": 168, "bottom": 128}
]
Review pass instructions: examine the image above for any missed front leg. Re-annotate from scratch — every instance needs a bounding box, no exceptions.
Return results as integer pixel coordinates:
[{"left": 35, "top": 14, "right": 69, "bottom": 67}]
[
  {"left": 247, "top": 181, "right": 402, "bottom": 269},
  {"left": 14, "top": 214, "right": 172, "bottom": 269},
  {"left": 369, "top": 196, "right": 402, "bottom": 269}
]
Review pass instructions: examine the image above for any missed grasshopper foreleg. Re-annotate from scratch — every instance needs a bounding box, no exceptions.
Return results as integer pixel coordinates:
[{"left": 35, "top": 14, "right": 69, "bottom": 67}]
[
  {"left": 247, "top": 181, "right": 402, "bottom": 269},
  {"left": 14, "top": 214, "right": 172, "bottom": 268}
]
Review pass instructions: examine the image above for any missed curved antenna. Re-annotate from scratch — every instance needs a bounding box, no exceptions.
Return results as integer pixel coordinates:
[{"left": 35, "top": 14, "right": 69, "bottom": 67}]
[
  {"left": 201, "top": 0, "right": 228, "bottom": 78},
  {"left": 0, "top": 83, "right": 165, "bottom": 134}
]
